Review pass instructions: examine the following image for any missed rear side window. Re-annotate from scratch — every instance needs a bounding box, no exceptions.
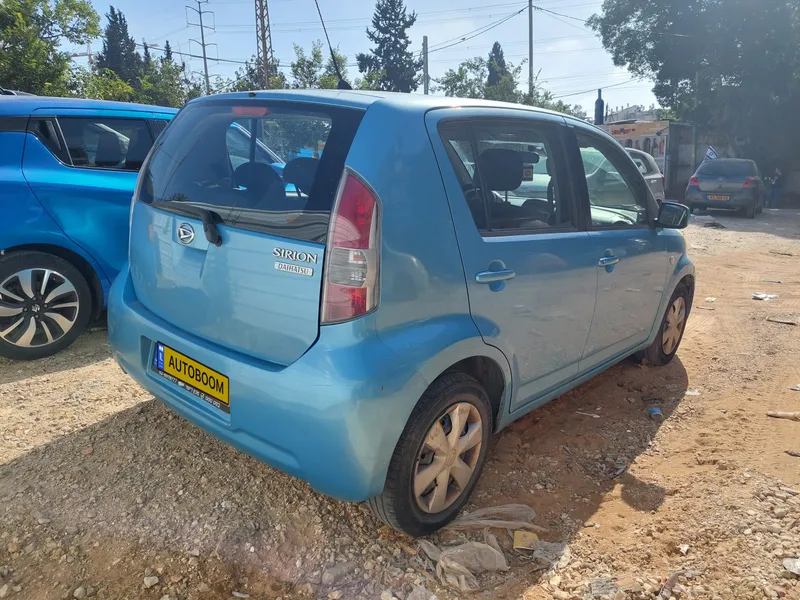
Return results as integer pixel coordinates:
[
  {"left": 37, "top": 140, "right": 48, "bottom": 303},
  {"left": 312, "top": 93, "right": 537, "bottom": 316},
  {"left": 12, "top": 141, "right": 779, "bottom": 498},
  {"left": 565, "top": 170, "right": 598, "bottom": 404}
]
[
  {"left": 696, "top": 160, "right": 756, "bottom": 178},
  {"left": 58, "top": 117, "right": 154, "bottom": 171},
  {"left": 439, "top": 120, "right": 577, "bottom": 234},
  {"left": 27, "top": 118, "right": 71, "bottom": 164},
  {"left": 138, "top": 101, "right": 363, "bottom": 243},
  {"left": 630, "top": 155, "right": 653, "bottom": 175}
]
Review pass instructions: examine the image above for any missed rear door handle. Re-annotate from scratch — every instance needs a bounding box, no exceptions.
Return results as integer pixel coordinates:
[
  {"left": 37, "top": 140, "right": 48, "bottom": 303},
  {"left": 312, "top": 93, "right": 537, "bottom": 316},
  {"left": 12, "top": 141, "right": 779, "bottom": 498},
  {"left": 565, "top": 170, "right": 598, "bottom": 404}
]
[
  {"left": 597, "top": 256, "right": 620, "bottom": 267},
  {"left": 476, "top": 269, "right": 516, "bottom": 284}
]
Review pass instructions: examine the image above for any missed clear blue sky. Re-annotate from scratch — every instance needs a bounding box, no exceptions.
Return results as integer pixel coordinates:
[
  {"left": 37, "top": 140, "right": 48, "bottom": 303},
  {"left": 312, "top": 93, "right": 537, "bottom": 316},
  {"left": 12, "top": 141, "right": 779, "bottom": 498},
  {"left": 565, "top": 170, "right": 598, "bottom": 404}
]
[{"left": 77, "top": 0, "right": 658, "bottom": 112}]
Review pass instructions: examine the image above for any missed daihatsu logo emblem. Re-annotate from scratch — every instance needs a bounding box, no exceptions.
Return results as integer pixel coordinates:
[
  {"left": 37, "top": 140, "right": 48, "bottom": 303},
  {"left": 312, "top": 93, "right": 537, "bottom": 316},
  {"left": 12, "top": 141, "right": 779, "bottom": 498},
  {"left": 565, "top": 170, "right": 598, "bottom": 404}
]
[{"left": 177, "top": 223, "right": 195, "bottom": 244}]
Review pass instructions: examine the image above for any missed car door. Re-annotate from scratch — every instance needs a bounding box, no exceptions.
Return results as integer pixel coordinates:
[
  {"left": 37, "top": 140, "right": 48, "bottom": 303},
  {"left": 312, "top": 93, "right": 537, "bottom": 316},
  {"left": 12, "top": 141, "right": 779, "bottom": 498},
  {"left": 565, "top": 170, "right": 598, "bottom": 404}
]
[
  {"left": 22, "top": 110, "right": 158, "bottom": 283},
  {"left": 574, "top": 128, "right": 668, "bottom": 370},
  {"left": 428, "top": 110, "right": 597, "bottom": 413}
]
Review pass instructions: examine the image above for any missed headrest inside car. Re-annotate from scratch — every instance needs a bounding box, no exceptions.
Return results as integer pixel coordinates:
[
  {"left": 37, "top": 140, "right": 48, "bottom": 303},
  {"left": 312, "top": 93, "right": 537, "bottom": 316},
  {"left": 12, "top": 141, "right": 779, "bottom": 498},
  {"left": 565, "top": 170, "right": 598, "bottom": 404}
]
[{"left": 479, "top": 148, "right": 523, "bottom": 191}]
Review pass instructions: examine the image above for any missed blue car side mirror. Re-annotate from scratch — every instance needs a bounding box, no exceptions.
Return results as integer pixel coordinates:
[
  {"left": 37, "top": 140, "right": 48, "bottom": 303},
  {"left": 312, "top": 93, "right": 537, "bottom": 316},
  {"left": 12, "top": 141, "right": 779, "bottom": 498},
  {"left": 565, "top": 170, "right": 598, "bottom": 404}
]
[{"left": 656, "top": 201, "right": 690, "bottom": 229}]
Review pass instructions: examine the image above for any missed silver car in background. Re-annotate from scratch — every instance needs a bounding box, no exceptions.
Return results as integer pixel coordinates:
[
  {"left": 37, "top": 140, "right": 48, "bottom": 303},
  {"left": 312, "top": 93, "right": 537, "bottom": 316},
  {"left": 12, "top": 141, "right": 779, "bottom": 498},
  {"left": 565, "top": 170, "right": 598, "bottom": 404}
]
[
  {"left": 626, "top": 147, "right": 665, "bottom": 204},
  {"left": 685, "top": 158, "right": 765, "bottom": 218}
]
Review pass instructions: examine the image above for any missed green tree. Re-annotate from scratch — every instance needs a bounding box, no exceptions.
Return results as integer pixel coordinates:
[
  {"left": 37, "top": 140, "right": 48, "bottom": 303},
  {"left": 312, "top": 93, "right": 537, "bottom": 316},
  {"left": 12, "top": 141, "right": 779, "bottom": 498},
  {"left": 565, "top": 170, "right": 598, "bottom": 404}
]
[
  {"left": 356, "top": 0, "right": 422, "bottom": 92},
  {"left": 436, "top": 52, "right": 585, "bottom": 116},
  {"left": 222, "top": 55, "right": 286, "bottom": 92},
  {"left": 95, "top": 6, "right": 141, "bottom": 87},
  {"left": 436, "top": 58, "right": 489, "bottom": 99},
  {"left": 291, "top": 41, "right": 324, "bottom": 88},
  {"left": 486, "top": 41, "right": 508, "bottom": 88},
  {"left": 68, "top": 65, "right": 135, "bottom": 100},
  {"left": 436, "top": 56, "right": 522, "bottom": 103},
  {"left": 291, "top": 41, "right": 350, "bottom": 89},
  {"left": 587, "top": 0, "right": 800, "bottom": 167},
  {"left": 0, "top": 0, "right": 100, "bottom": 95}
]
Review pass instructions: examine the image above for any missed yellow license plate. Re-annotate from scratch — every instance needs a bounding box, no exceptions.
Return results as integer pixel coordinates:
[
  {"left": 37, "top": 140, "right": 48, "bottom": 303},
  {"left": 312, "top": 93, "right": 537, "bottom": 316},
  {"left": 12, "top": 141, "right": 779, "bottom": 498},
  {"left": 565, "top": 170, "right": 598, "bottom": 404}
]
[
  {"left": 153, "top": 342, "right": 230, "bottom": 412},
  {"left": 708, "top": 195, "right": 730, "bottom": 201}
]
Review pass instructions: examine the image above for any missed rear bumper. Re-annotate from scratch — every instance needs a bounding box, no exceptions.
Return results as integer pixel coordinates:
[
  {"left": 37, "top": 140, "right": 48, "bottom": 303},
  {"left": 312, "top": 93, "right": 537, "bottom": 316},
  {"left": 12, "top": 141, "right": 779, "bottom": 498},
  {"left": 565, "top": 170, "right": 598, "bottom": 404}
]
[
  {"left": 686, "top": 190, "right": 757, "bottom": 210},
  {"left": 108, "top": 265, "right": 428, "bottom": 502}
]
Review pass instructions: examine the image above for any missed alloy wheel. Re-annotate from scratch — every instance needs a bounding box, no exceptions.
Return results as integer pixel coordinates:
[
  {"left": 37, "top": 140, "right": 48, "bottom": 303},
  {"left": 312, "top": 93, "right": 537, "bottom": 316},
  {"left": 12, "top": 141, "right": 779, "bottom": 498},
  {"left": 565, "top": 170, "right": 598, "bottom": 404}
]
[
  {"left": 414, "top": 402, "right": 483, "bottom": 514},
  {"left": 0, "top": 268, "right": 80, "bottom": 348},
  {"left": 662, "top": 296, "right": 686, "bottom": 355}
]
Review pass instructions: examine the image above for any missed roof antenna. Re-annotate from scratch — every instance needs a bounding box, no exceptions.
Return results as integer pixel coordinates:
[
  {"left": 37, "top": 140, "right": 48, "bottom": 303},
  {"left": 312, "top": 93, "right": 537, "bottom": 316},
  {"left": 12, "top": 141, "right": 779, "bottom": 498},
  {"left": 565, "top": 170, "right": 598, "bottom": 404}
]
[{"left": 312, "top": 0, "right": 352, "bottom": 90}]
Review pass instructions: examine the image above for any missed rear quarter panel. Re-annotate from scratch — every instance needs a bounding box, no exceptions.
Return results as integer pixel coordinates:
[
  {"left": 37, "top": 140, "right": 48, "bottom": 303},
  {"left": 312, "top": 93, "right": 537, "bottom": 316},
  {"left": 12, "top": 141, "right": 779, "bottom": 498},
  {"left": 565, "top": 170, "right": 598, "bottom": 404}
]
[
  {"left": 342, "top": 101, "right": 511, "bottom": 421},
  {"left": 0, "top": 130, "right": 110, "bottom": 299}
]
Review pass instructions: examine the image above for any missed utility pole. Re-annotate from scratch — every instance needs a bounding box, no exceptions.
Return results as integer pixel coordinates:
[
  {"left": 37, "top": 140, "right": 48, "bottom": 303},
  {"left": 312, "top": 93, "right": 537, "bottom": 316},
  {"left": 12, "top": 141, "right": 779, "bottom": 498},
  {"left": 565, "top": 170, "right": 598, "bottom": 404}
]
[
  {"left": 528, "top": 0, "right": 534, "bottom": 96},
  {"left": 423, "top": 36, "right": 429, "bottom": 95},
  {"left": 255, "top": 0, "right": 275, "bottom": 89},
  {"left": 691, "top": 70, "right": 699, "bottom": 169},
  {"left": 186, "top": 0, "right": 215, "bottom": 95}
]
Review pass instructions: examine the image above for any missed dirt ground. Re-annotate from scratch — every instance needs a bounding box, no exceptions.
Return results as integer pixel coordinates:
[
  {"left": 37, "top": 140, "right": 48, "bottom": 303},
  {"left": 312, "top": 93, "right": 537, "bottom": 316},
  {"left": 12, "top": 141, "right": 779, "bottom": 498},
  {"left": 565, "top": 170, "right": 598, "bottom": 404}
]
[{"left": 2, "top": 208, "right": 800, "bottom": 600}]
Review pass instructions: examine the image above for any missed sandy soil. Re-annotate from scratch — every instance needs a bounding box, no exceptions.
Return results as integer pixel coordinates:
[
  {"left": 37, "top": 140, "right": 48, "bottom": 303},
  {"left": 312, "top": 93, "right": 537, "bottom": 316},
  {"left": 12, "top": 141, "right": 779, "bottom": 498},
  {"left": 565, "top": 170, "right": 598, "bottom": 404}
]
[{"left": 1, "top": 208, "right": 799, "bottom": 600}]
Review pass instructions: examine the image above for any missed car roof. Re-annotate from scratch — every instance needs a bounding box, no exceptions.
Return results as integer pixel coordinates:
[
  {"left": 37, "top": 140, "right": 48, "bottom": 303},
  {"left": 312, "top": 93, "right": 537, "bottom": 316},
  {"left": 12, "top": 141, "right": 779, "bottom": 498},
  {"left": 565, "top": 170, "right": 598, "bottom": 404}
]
[
  {"left": 0, "top": 96, "right": 179, "bottom": 117},
  {"left": 192, "top": 89, "right": 578, "bottom": 122}
]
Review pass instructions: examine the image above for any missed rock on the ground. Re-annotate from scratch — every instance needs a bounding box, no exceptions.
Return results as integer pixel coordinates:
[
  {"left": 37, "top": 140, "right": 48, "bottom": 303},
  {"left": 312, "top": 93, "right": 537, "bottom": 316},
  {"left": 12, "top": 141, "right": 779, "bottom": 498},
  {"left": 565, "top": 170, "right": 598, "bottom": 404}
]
[
  {"left": 73, "top": 587, "right": 87, "bottom": 599},
  {"left": 143, "top": 576, "right": 159, "bottom": 589},
  {"left": 321, "top": 562, "right": 357, "bottom": 586}
]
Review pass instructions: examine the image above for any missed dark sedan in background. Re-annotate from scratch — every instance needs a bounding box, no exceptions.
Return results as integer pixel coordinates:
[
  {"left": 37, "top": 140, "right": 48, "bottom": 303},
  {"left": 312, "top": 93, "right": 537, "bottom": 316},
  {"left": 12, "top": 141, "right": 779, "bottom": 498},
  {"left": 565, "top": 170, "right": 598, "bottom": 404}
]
[{"left": 685, "top": 158, "right": 765, "bottom": 218}]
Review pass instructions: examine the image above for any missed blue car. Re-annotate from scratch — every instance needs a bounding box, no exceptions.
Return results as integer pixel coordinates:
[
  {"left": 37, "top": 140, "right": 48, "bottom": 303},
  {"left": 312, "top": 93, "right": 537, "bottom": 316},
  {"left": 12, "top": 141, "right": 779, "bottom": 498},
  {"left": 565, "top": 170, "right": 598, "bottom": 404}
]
[
  {"left": 0, "top": 97, "right": 177, "bottom": 359},
  {"left": 109, "top": 90, "right": 694, "bottom": 535}
]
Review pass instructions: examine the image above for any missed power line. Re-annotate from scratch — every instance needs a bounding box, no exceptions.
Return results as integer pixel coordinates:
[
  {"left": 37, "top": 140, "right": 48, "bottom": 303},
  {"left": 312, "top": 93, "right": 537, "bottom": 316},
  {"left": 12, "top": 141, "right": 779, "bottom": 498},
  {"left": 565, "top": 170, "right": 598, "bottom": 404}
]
[
  {"left": 428, "top": 8, "right": 527, "bottom": 53},
  {"left": 552, "top": 78, "right": 638, "bottom": 98}
]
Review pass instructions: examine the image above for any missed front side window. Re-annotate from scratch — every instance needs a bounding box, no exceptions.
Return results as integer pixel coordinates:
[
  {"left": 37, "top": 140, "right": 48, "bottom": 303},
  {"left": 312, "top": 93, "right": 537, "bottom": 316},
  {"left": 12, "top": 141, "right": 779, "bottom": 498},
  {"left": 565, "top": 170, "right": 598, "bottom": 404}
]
[
  {"left": 439, "top": 120, "right": 576, "bottom": 234},
  {"left": 58, "top": 117, "right": 153, "bottom": 171},
  {"left": 577, "top": 132, "right": 649, "bottom": 227},
  {"left": 138, "top": 101, "right": 363, "bottom": 243}
]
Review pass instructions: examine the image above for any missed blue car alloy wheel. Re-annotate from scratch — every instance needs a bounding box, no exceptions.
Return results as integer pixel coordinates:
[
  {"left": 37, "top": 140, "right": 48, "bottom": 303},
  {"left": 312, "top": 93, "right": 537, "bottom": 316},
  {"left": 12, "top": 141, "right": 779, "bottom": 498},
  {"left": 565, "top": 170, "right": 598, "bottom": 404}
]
[{"left": 0, "top": 252, "right": 92, "bottom": 360}]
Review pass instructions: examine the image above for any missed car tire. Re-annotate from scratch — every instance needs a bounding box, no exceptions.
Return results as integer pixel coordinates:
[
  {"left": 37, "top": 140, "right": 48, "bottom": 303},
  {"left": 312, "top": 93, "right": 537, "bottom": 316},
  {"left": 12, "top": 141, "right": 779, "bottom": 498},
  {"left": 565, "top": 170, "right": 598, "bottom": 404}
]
[
  {"left": 637, "top": 284, "right": 691, "bottom": 367},
  {"left": 0, "top": 251, "right": 92, "bottom": 360},
  {"left": 368, "top": 372, "right": 492, "bottom": 537},
  {"left": 744, "top": 204, "right": 756, "bottom": 219}
]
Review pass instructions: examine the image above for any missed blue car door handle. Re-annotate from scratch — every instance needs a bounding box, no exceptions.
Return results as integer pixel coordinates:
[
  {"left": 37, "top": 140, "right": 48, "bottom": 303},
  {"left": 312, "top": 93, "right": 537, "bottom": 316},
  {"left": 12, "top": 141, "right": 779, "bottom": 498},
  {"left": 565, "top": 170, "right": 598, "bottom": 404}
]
[
  {"left": 597, "top": 256, "right": 620, "bottom": 267},
  {"left": 476, "top": 269, "right": 516, "bottom": 284}
]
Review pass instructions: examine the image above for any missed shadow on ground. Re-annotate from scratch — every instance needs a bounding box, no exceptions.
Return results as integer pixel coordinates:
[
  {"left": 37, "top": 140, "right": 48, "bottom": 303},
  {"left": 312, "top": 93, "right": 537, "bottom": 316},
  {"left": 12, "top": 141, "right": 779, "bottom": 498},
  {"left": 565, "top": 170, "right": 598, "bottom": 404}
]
[{"left": 0, "top": 353, "right": 689, "bottom": 600}]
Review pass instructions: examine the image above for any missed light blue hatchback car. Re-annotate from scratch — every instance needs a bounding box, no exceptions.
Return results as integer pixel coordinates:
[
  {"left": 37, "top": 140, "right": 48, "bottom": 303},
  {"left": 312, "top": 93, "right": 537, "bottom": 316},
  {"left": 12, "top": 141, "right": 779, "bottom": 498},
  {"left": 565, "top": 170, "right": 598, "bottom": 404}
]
[{"left": 109, "top": 90, "right": 694, "bottom": 536}]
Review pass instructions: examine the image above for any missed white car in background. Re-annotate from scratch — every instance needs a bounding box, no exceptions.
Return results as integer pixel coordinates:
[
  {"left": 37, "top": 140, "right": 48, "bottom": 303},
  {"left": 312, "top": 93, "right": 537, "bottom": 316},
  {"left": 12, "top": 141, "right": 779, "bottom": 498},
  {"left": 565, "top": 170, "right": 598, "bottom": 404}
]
[{"left": 626, "top": 147, "right": 666, "bottom": 204}]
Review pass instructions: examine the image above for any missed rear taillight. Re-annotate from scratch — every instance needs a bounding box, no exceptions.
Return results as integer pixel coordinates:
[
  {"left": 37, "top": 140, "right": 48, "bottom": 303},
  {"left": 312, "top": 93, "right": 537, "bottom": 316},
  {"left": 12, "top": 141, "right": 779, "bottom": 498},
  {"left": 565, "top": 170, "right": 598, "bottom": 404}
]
[
  {"left": 661, "top": 174, "right": 666, "bottom": 188},
  {"left": 743, "top": 177, "right": 758, "bottom": 188},
  {"left": 321, "top": 169, "right": 380, "bottom": 324},
  {"left": 688, "top": 175, "right": 699, "bottom": 187}
]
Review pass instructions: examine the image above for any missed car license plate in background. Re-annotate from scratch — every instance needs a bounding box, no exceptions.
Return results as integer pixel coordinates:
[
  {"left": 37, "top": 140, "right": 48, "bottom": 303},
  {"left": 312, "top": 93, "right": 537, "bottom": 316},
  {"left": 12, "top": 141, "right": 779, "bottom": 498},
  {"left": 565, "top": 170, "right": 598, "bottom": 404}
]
[
  {"left": 709, "top": 195, "right": 730, "bottom": 201},
  {"left": 153, "top": 342, "right": 230, "bottom": 412}
]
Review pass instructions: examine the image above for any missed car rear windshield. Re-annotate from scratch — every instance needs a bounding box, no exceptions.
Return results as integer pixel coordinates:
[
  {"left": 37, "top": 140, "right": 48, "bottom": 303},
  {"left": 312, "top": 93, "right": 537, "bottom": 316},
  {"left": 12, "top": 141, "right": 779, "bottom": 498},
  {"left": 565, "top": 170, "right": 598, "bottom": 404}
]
[
  {"left": 137, "top": 100, "right": 364, "bottom": 243},
  {"left": 696, "top": 160, "right": 756, "bottom": 178}
]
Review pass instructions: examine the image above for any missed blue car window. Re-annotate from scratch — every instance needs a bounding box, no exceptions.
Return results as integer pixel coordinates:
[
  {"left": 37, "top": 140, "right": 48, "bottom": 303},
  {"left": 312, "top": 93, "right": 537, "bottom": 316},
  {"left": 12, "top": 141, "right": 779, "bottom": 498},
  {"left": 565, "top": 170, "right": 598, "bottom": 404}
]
[
  {"left": 58, "top": 117, "right": 153, "bottom": 171},
  {"left": 440, "top": 120, "right": 575, "bottom": 234},
  {"left": 576, "top": 131, "right": 649, "bottom": 227},
  {"left": 137, "top": 101, "right": 363, "bottom": 242}
]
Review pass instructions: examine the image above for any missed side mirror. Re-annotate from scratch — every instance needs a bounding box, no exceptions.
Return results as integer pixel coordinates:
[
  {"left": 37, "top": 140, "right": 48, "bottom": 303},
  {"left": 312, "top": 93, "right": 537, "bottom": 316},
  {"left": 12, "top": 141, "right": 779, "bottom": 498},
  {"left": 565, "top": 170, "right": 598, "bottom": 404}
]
[{"left": 656, "top": 201, "right": 690, "bottom": 229}]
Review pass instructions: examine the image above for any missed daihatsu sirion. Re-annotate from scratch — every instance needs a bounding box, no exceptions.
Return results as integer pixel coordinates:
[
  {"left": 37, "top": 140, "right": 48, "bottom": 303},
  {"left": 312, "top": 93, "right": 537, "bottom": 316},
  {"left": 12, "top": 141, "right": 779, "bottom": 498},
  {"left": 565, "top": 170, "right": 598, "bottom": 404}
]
[{"left": 109, "top": 90, "right": 694, "bottom": 536}]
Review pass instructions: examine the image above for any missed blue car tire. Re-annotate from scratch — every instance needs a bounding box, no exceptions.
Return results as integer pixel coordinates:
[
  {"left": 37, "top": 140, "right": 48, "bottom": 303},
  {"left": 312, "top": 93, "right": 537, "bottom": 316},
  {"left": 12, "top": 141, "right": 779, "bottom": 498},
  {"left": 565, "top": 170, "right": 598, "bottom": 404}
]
[{"left": 368, "top": 372, "right": 493, "bottom": 536}]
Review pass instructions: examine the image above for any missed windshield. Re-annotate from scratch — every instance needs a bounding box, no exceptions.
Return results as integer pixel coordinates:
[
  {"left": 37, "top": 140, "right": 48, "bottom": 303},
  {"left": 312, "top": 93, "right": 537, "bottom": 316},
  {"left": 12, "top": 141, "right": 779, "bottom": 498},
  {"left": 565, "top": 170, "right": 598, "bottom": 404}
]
[
  {"left": 696, "top": 160, "right": 756, "bottom": 178},
  {"left": 137, "top": 100, "right": 363, "bottom": 242}
]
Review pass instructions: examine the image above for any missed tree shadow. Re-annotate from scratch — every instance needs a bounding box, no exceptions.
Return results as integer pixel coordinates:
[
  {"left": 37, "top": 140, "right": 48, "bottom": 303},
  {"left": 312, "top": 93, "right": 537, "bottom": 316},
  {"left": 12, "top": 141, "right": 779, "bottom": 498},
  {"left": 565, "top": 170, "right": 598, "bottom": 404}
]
[{"left": 0, "top": 354, "right": 689, "bottom": 599}]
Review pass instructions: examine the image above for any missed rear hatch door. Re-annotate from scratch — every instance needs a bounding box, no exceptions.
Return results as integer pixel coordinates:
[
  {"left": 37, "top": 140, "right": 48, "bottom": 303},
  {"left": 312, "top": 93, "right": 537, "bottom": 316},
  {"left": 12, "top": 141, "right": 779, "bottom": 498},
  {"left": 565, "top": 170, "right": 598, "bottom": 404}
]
[
  {"left": 129, "top": 99, "right": 364, "bottom": 365},
  {"left": 696, "top": 160, "right": 755, "bottom": 194}
]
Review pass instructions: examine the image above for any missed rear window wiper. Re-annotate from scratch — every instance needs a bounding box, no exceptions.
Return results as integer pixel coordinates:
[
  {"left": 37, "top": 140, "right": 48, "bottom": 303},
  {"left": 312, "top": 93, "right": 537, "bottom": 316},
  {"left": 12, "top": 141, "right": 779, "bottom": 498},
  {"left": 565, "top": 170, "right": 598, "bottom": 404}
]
[{"left": 151, "top": 200, "right": 223, "bottom": 247}]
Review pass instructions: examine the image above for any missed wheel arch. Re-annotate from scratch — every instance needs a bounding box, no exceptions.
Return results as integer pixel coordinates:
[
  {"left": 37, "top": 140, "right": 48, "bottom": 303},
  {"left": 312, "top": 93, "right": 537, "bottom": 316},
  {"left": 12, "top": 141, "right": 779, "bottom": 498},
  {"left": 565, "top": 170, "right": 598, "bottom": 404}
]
[
  {"left": 1, "top": 243, "right": 105, "bottom": 321},
  {"left": 411, "top": 338, "right": 513, "bottom": 434}
]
